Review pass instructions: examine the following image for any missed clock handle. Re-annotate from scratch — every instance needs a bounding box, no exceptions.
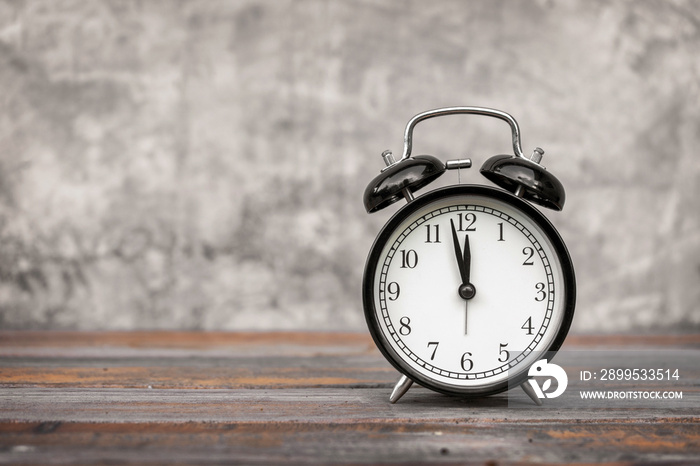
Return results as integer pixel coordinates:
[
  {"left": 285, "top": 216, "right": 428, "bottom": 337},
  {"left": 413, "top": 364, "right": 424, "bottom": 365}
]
[{"left": 399, "top": 106, "right": 535, "bottom": 163}]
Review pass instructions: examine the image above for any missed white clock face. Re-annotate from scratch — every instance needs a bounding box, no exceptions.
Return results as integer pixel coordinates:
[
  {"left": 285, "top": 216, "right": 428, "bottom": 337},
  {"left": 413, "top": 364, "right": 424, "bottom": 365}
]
[{"left": 367, "top": 188, "right": 573, "bottom": 393}]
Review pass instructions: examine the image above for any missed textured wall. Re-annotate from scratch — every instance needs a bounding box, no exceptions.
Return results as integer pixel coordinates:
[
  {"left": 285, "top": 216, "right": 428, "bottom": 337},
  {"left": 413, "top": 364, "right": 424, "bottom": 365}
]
[{"left": 0, "top": 0, "right": 698, "bottom": 332}]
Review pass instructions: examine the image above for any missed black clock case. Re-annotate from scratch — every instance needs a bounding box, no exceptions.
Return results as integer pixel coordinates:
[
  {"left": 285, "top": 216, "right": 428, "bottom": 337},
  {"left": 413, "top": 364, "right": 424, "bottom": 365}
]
[{"left": 362, "top": 184, "right": 576, "bottom": 398}]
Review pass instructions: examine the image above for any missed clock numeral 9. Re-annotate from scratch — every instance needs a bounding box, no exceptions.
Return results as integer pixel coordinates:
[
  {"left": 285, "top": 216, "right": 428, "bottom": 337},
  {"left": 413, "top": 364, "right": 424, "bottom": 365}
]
[
  {"left": 387, "top": 282, "right": 400, "bottom": 301},
  {"left": 460, "top": 352, "right": 473, "bottom": 372},
  {"left": 456, "top": 213, "right": 476, "bottom": 232},
  {"left": 399, "top": 316, "right": 411, "bottom": 336},
  {"left": 399, "top": 249, "right": 418, "bottom": 269},
  {"left": 535, "top": 282, "right": 547, "bottom": 302}
]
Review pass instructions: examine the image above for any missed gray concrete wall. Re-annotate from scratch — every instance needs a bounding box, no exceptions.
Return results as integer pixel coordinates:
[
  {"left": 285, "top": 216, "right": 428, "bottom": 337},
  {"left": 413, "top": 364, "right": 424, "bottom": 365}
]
[{"left": 0, "top": 0, "right": 698, "bottom": 332}]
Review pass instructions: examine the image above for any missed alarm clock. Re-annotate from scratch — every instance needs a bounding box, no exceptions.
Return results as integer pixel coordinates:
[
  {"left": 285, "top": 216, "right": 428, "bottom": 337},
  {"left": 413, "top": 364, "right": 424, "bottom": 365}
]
[{"left": 361, "top": 107, "right": 576, "bottom": 404}]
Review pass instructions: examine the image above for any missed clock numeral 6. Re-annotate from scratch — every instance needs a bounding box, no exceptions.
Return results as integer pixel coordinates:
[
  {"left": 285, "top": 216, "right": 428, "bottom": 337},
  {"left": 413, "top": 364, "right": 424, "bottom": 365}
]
[
  {"left": 460, "top": 352, "right": 473, "bottom": 372},
  {"left": 399, "top": 249, "right": 418, "bottom": 269},
  {"left": 399, "top": 316, "right": 411, "bottom": 336},
  {"left": 387, "top": 282, "right": 400, "bottom": 301}
]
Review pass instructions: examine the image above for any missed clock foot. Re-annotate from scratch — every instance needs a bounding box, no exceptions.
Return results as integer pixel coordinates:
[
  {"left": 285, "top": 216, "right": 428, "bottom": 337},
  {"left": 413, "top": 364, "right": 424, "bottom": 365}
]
[
  {"left": 389, "top": 375, "right": 413, "bottom": 403},
  {"left": 520, "top": 379, "right": 544, "bottom": 406}
]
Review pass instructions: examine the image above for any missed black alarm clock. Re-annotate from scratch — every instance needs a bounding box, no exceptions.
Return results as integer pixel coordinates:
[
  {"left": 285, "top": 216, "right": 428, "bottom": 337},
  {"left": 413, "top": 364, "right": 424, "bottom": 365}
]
[{"left": 362, "top": 107, "right": 576, "bottom": 404}]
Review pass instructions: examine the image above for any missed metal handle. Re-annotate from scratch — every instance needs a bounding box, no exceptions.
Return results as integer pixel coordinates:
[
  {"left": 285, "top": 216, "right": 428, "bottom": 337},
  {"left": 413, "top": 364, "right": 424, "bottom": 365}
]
[{"left": 399, "top": 106, "right": 528, "bottom": 161}]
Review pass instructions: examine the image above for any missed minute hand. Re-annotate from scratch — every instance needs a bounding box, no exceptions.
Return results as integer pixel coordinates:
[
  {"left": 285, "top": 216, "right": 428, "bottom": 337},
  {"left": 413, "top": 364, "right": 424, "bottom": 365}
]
[{"left": 450, "top": 219, "right": 468, "bottom": 284}]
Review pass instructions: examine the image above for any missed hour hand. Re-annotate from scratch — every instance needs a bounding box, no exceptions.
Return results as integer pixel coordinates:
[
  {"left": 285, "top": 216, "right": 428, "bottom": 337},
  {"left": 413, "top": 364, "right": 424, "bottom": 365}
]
[
  {"left": 462, "top": 234, "right": 471, "bottom": 284},
  {"left": 458, "top": 233, "right": 476, "bottom": 301}
]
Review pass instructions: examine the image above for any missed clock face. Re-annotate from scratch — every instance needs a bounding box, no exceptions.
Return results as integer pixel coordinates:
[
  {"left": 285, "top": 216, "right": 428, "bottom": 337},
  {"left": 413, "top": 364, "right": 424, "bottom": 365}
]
[{"left": 363, "top": 185, "right": 575, "bottom": 396}]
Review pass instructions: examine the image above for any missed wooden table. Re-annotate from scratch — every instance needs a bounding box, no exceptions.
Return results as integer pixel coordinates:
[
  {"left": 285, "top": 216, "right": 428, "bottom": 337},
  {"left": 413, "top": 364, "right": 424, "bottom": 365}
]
[{"left": 1, "top": 332, "right": 698, "bottom": 465}]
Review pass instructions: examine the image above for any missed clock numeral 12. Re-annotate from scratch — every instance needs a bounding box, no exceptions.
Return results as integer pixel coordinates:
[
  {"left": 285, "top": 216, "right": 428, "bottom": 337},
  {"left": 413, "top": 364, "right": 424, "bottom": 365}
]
[{"left": 456, "top": 213, "right": 476, "bottom": 232}]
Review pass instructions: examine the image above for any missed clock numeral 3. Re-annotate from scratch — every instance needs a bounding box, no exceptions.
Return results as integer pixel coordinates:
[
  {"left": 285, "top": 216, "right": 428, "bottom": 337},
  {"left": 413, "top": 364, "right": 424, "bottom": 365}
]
[
  {"left": 535, "top": 282, "right": 547, "bottom": 302},
  {"left": 399, "top": 249, "right": 418, "bottom": 269},
  {"left": 460, "top": 352, "right": 473, "bottom": 372}
]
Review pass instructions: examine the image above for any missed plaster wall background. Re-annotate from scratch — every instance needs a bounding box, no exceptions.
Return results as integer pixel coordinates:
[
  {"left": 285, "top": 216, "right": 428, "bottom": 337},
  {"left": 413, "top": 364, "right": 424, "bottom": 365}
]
[{"left": 0, "top": 0, "right": 699, "bottom": 332}]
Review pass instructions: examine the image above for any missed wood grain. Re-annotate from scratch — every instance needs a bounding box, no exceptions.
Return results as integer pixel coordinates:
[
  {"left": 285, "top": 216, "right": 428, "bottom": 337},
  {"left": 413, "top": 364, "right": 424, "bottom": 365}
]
[{"left": 1, "top": 331, "right": 699, "bottom": 465}]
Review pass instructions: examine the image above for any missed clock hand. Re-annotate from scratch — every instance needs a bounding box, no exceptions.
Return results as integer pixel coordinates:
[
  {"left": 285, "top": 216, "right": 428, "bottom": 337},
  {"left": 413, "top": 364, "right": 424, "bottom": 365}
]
[
  {"left": 450, "top": 219, "right": 468, "bottom": 285},
  {"left": 464, "top": 300, "right": 469, "bottom": 334},
  {"left": 462, "top": 234, "right": 471, "bottom": 335},
  {"left": 463, "top": 234, "right": 471, "bottom": 284},
  {"left": 451, "top": 220, "right": 476, "bottom": 335}
]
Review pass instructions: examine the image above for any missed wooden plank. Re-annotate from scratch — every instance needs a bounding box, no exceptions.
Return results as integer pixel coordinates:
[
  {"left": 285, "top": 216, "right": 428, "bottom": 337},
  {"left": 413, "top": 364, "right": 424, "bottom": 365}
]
[
  {"left": 0, "top": 331, "right": 396, "bottom": 389},
  {"left": 2, "top": 349, "right": 697, "bottom": 391},
  {"left": 2, "top": 331, "right": 698, "bottom": 350},
  {"left": 0, "top": 331, "right": 376, "bottom": 350},
  {"left": 1, "top": 418, "right": 699, "bottom": 465},
  {"left": 1, "top": 331, "right": 699, "bottom": 465},
  {"left": 0, "top": 365, "right": 395, "bottom": 389},
  {"left": 1, "top": 387, "right": 698, "bottom": 423},
  {"left": 1, "top": 388, "right": 699, "bottom": 464}
]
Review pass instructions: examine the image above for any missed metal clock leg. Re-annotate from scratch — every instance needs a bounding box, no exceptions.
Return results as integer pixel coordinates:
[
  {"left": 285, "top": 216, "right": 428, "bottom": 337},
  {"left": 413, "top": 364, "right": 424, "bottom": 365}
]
[
  {"left": 389, "top": 375, "right": 414, "bottom": 403},
  {"left": 520, "top": 379, "right": 544, "bottom": 406}
]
